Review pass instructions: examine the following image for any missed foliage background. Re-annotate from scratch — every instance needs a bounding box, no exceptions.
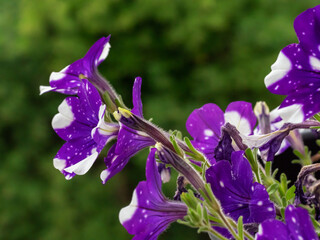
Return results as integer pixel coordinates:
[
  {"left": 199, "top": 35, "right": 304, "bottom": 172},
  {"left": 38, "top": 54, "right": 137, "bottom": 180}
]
[{"left": 0, "top": 0, "right": 317, "bottom": 239}]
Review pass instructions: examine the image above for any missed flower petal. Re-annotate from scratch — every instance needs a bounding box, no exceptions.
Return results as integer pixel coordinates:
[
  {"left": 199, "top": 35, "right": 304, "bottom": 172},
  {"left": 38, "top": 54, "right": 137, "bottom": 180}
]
[
  {"left": 285, "top": 205, "right": 318, "bottom": 240},
  {"left": 101, "top": 125, "right": 154, "bottom": 184},
  {"left": 224, "top": 101, "right": 256, "bottom": 135},
  {"left": 54, "top": 138, "right": 98, "bottom": 179},
  {"left": 256, "top": 219, "right": 289, "bottom": 240},
  {"left": 44, "top": 36, "right": 111, "bottom": 95},
  {"left": 119, "top": 149, "right": 187, "bottom": 239},
  {"left": 131, "top": 77, "right": 143, "bottom": 117}
]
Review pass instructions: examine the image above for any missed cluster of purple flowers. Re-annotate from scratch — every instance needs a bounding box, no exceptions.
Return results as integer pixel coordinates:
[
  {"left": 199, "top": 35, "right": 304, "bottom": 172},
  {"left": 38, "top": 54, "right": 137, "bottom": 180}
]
[{"left": 42, "top": 5, "right": 320, "bottom": 240}]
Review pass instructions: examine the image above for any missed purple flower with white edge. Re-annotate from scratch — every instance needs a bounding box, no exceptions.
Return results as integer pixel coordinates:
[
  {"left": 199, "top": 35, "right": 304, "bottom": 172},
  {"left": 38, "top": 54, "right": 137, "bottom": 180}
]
[
  {"left": 206, "top": 151, "right": 275, "bottom": 223},
  {"left": 40, "top": 36, "right": 117, "bottom": 101},
  {"left": 100, "top": 77, "right": 155, "bottom": 184},
  {"left": 119, "top": 148, "right": 187, "bottom": 240},
  {"left": 256, "top": 205, "right": 317, "bottom": 240},
  {"left": 186, "top": 101, "right": 256, "bottom": 163},
  {"left": 265, "top": 5, "right": 320, "bottom": 123},
  {"left": 52, "top": 79, "right": 118, "bottom": 179}
]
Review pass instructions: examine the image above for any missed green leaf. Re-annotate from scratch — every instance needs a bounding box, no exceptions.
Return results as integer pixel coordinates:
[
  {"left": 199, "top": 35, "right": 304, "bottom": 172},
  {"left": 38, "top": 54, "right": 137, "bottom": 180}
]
[
  {"left": 196, "top": 203, "right": 203, "bottom": 220},
  {"left": 281, "top": 196, "right": 287, "bottom": 208},
  {"left": 170, "top": 135, "right": 184, "bottom": 157},
  {"left": 272, "top": 168, "right": 279, "bottom": 178},
  {"left": 265, "top": 161, "right": 272, "bottom": 177},
  {"left": 267, "top": 183, "right": 279, "bottom": 195},
  {"left": 279, "top": 173, "right": 288, "bottom": 195},
  {"left": 313, "top": 113, "right": 320, "bottom": 122},
  {"left": 285, "top": 185, "right": 296, "bottom": 202},
  {"left": 291, "top": 159, "right": 301, "bottom": 164},
  {"left": 202, "top": 204, "right": 209, "bottom": 223},
  {"left": 189, "top": 208, "right": 201, "bottom": 224},
  {"left": 237, "top": 216, "right": 244, "bottom": 240}
]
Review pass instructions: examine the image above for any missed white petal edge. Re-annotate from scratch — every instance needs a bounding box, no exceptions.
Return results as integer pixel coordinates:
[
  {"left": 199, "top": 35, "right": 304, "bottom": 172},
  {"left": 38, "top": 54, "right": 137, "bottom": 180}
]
[
  {"left": 119, "top": 189, "right": 138, "bottom": 224},
  {"left": 53, "top": 158, "right": 66, "bottom": 171},
  {"left": 98, "top": 42, "right": 111, "bottom": 64},
  {"left": 100, "top": 169, "right": 111, "bottom": 183},
  {"left": 265, "top": 51, "right": 292, "bottom": 88},
  {"left": 52, "top": 99, "right": 74, "bottom": 129},
  {"left": 64, "top": 149, "right": 98, "bottom": 175},
  {"left": 224, "top": 111, "right": 251, "bottom": 135},
  {"left": 39, "top": 85, "right": 55, "bottom": 95},
  {"left": 49, "top": 72, "right": 67, "bottom": 82},
  {"left": 277, "top": 104, "right": 304, "bottom": 123}
]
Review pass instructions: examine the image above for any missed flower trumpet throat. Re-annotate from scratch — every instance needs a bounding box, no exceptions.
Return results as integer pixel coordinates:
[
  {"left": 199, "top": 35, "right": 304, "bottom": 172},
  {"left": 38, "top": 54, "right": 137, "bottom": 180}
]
[
  {"left": 113, "top": 107, "right": 132, "bottom": 121},
  {"left": 118, "top": 107, "right": 133, "bottom": 118}
]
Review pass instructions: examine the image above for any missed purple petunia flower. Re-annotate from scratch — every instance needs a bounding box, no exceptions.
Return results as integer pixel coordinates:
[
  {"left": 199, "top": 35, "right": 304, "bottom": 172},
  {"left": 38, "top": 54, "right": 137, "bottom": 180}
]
[
  {"left": 206, "top": 151, "right": 275, "bottom": 223},
  {"left": 100, "top": 77, "right": 155, "bottom": 184},
  {"left": 52, "top": 79, "right": 118, "bottom": 179},
  {"left": 256, "top": 205, "right": 317, "bottom": 240},
  {"left": 119, "top": 148, "right": 187, "bottom": 240},
  {"left": 186, "top": 101, "right": 256, "bottom": 163},
  {"left": 265, "top": 5, "right": 320, "bottom": 123},
  {"left": 40, "top": 36, "right": 117, "bottom": 101}
]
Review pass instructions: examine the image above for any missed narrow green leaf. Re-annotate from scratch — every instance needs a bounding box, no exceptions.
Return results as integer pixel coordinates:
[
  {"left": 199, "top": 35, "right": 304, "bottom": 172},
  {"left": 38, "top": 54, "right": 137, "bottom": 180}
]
[
  {"left": 237, "top": 216, "right": 244, "bottom": 240},
  {"left": 280, "top": 173, "right": 288, "bottom": 195},
  {"left": 313, "top": 113, "right": 320, "bottom": 122},
  {"left": 272, "top": 168, "right": 279, "bottom": 178},
  {"left": 203, "top": 205, "right": 209, "bottom": 223},
  {"left": 189, "top": 208, "right": 201, "bottom": 224},
  {"left": 291, "top": 160, "right": 301, "bottom": 164},
  {"left": 285, "top": 185, "right": 296, "bottom": 201},
  {"left": 170, "top": 135, "right": 184, "bottom": 157},
  {"left": 280, "top": 207, "right": 285, "bottom": 218},
  {"left": 267, "top": 183, "right": 279, "bottom": 195},
  {"left": 265, "top": 161, "right": 272, "bottom": 177},
  {"left": 281, "top": 196, "right": 287, "bottom": 208},
  {"left": 196, "top": 203, "right": 203, "bottom": 220}
]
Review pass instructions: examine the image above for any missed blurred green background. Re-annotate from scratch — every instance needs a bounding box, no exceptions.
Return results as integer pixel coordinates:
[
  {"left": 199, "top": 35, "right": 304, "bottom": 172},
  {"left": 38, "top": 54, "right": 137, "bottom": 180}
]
[{"left": 0, "top": 0, "right": 317, "bottom": 239}]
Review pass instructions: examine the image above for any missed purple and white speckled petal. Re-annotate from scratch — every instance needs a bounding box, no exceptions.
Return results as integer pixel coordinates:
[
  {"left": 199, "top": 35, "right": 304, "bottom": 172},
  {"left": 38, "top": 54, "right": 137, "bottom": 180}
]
[
  {"left": 52, "top": 80, "right": 118, "bottom": 179},
  {"left": 256, "top": 205, "right": 317, "bottom": 240},
  {"left": 256, "top": 219, "right": 289, "bottom": 240},
  {"left": 186, "top": 103, "right": 224, "bottom": 160},
  {"left": 206, "top": 151, "right": 275, "bottom": 223},
  {"left": 52, "top": 80, "right": 102, "bottom": 140},
  {"left": 52, "top": 98, "right": 90, "bottom": 141},
  {"left": 101, "top": 125, "right": 155, "bottom": 184},
  {"left": 279, "top": 91, "right": 320, "bottom": 123},
  {"left": 119, "top": 149, "right": 187, "bottom": 240},
  {"left": 294, "top": 6, "right": 320, "bottom": 58},
  {"left": 285, "top": 205, "right": 318, "bottom": 240},
  {"left": 265, "top": 6, "right": 320, "bottom": 122},
  {"left": 249, "top": 183, "right": 275, "bottom": 223},
  {"left": 224, "top": 101, "right": 256, "bottom": 135},
  {"left": 53, "top": 138, "right": 98, "bottom": 178},
  {"left": 186, "top": 103, "right": 225, "bottom": 142},
  {"left": 40, "top": 36, "right": 111, "bottom": 95}
]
